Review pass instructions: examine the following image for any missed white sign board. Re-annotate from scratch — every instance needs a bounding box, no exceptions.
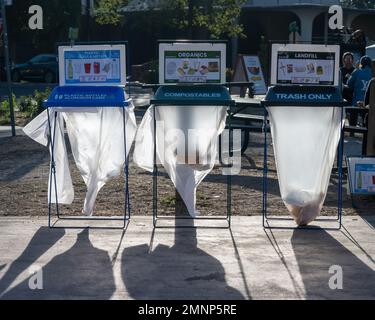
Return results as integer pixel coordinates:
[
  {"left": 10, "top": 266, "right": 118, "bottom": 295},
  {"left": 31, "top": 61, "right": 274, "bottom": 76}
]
[
  {"left": 232, "top": 55, "right": 267, "bottom": 95},
  {"left": 366, "top": 44, "right": 375, "bottom": 60},
  {"left": 347, "top": 157, "right": 375, "bottom": 195},
  {"left": 159, "top": 42, "right": 226, "bottom": 84},
  {"left": 271, "top": 43, "right": 340, "bottom": 86},
  {"left": 58, "top": 44, "right": 126, "bottom": 86}
]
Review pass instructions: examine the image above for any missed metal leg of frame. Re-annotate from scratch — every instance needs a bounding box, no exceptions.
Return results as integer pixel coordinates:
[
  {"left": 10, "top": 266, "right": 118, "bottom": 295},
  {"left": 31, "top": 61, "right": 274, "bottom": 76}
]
[
  {"left": 152, "top": 105, "right": 158, "bottom": 228},
  {"left": 47, "top": 109, "right": 53, "bottom": 228},
  {"left": 122, "top": 106, "right": 131, "bottom": 228},
  {"left": 47, "top": 109, "right": 60, "bottom": 228},
  {"left": 262, "top": 108, "right": 268, "bottom": 228},
  {"left": 337, "top": 106, "right": 344, "bottom": 229},
  {"left": 227, "top": 106, "right": 232, "bottom": 228}
]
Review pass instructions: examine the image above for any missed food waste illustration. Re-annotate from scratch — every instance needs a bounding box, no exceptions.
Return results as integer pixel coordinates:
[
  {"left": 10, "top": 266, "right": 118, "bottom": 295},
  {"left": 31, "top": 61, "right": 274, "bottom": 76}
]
[{"left": 164, "top": 50, "right": 221, "bottom": 83}]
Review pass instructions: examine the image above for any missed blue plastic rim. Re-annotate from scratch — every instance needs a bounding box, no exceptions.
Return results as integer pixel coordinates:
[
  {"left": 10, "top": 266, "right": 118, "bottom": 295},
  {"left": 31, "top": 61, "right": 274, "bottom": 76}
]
[{"left": 44, "top": 86, "right": 128, "bottom": 108}]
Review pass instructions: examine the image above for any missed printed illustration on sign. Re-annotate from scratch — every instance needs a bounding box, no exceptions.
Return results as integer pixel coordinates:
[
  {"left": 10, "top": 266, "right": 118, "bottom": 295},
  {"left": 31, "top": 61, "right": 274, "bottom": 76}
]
[
  {"left": 355, "top": 164, "right": 375, "bottom": 193},
  {"left": 242, "top": 55, "right": 267, "bottom": 94},
  {"left": 164, "top": 51, "right": 221, "bottom": 83},
  {"left": 64, "top": 50, "right": 121, "bottom": 84},
  {"left": 277, "top": 51, "right": 335, "bottom": 85}
]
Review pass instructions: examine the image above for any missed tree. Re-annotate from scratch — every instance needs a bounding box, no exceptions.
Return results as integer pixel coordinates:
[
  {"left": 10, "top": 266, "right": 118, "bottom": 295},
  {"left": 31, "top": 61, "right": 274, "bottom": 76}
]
[
  {"left": 95, "top": 0, "right": 129, "bottom": 25},
  {"left": 340, "top": 0, "right": 375, "bottom": 9},
  {"left": 94, "top": 0, "right": 247, "bottom": 39}
]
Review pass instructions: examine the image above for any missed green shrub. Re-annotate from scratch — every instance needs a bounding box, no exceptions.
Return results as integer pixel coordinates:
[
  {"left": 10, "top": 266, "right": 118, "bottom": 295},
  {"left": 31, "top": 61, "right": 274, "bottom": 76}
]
[
  {"left": 19, "top": 96, "right": 39, "bottom": 118},
  {"left": 19, "top": 87, "right": 52, "bottom": 120},
  {"left": 0, "top": 94, "right": 16, "bottom": 125}
]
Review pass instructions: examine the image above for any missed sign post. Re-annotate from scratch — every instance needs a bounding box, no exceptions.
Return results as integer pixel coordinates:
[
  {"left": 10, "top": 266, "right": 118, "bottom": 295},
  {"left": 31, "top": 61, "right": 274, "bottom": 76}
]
[
  {"left": 288, "top": 21, "right": 299, "bottom": 44},
  {"left": 68, "top": 27, "right": 79, "bottom": 46},
  {"left": 1, "top": 0, "right": 15, "bottom": 136}
]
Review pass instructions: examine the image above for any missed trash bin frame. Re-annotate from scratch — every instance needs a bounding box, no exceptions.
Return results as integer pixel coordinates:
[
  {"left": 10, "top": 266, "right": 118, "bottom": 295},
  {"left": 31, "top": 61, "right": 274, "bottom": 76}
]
[
  {"left": 261, "top": 98, "right": 345, "bottom": 230},
  {"left": 149, "top": 84, "right": 236, "bottom": 229},
  {"left": 44, "top": 86, "right": 131, "bottom": 229}
]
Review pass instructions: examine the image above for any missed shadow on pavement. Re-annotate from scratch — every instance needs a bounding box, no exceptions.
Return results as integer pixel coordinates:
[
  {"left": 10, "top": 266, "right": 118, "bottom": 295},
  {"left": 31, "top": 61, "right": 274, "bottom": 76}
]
[
  {"left": 0, "top": 226, "right": 65, "bottom": 297},
  {"left": 1, "top": 228, "right": 116, "bottom": 300},
  {"left": 121, "top": 219, "right": 246, "bottom": 300},
  {"left": 291, "top": 229, "right": 375, "bottom": 299}
]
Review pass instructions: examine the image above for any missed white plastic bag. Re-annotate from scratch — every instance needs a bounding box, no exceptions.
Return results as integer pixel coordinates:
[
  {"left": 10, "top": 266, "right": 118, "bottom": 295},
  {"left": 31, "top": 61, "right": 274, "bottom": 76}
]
[
  {"left": 267, "top": 106, "right": 342, "bottom": 225},
  {"left": 134, "top": 105, "right": 227, "bottom": 217},
  {"left": 23, "top": 101, "right": 137, "bottom": 215}
]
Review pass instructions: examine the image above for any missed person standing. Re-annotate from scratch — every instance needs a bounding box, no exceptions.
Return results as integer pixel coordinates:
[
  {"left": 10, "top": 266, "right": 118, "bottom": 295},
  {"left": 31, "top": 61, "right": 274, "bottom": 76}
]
[
  {"left": 362, "top": 60, "right": 375, "bottom": 155},
  {"left": 341, "top": 52, "right": 355, "bottom": 111},
  {"left": 347, "top": 55, "right": 372, "bottom": 126},
  {"left": 341, "top": 52, "right": 355, "bottom": 85}
]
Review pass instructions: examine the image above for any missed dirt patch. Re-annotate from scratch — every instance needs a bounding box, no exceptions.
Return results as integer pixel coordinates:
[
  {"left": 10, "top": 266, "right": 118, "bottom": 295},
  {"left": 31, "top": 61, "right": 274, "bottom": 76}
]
[{"left": 0, "top": 133, "right": 374, "bottom": 219}]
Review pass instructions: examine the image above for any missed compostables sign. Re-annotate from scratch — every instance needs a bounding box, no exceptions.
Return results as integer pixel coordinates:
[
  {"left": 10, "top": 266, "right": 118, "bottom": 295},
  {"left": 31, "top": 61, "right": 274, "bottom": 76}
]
[
  {"left": 159, "top": 42, "right": 227, "bottom": 84},
  {"left": 164, "top": 50, "right": 222, "bottom": 83}
]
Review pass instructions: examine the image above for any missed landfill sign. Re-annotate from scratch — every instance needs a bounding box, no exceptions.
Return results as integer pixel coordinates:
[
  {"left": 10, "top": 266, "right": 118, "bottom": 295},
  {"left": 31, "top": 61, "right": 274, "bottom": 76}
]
[{"left": 271, "top": 44, "right": 340, "bottom": 87}]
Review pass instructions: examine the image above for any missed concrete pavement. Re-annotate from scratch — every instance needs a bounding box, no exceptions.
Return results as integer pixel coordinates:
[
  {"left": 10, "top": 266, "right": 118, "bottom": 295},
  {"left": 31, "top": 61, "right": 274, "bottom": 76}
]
[
  {"left": 0, "top": 216, "right": 374, "bottom": 300},
  {"left": 0, "top": 126, "right": 24, "bottom": 138}
]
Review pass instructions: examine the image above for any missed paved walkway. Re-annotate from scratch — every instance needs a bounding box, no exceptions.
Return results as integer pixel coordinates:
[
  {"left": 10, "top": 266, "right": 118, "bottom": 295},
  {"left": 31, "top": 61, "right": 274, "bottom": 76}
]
[
  {"left": 0, "top": 126, "right": 24, "bottom": 138},
  {"left": 0, "top": 216, "right": 374, "bottom": 300}
]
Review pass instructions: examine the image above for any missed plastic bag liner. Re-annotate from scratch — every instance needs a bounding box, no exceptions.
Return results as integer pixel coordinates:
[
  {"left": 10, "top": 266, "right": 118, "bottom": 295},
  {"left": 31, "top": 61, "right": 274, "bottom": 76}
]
[
  {"left": 266, "top": 106, "right": 342, "bottom": 226},
  {"left": 23, "top": 101, "right": 137, "bottom": 215},
  {"left": 134, "top": 105, "right": 227, "bottom": 217}
]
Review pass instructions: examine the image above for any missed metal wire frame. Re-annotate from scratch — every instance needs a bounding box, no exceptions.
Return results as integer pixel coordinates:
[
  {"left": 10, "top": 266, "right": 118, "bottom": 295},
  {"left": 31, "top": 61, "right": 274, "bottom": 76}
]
[
  {"left": 262, "top": 105, "right": 344, "bottom": 230},
  {"left": 46, "top": 106, "right": 131, "bottom": 229},
  {"left": 151, "top": 103, "right": 234, "bottom": 229}
]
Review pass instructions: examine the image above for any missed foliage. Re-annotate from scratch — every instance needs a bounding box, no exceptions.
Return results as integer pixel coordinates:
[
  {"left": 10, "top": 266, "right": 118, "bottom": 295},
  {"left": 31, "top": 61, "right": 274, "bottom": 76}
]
[
  {"left": 164, "top": 0, "right": 247, "bottom": 39},
  {"left": 94, "top": 0, "right": 246, "bottom": 39},
  {"left": 0, "top": 95, "right": 16, "bottom": 125},
  {"left": 19, "top": 87, "right": 52, "bottom": 120},
  {"left": 95, "top": 0, "right": 129, "bottom": 25},
  {"left": 340, "top": 0, "right": 375, "bottom": 9}
]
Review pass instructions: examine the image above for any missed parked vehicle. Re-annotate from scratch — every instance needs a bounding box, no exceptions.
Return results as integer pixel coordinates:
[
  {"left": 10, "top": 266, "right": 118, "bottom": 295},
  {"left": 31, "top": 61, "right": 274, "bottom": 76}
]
[{"left": 11, "top": 54, "right": 58, "bottom": 83}]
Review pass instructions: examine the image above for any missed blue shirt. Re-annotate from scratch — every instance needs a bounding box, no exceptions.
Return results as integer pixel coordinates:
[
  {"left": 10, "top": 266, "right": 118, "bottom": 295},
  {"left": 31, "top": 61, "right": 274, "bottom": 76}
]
[{"left": 347, "top": 66, "right": 372, "bottom": 105}]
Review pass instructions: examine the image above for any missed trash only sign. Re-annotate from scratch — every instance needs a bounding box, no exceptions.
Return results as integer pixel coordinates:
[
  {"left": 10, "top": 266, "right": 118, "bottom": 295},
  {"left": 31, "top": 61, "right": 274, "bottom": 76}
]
[{"left": 58, "top": 44, "right": 126, "bottom": 86}]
